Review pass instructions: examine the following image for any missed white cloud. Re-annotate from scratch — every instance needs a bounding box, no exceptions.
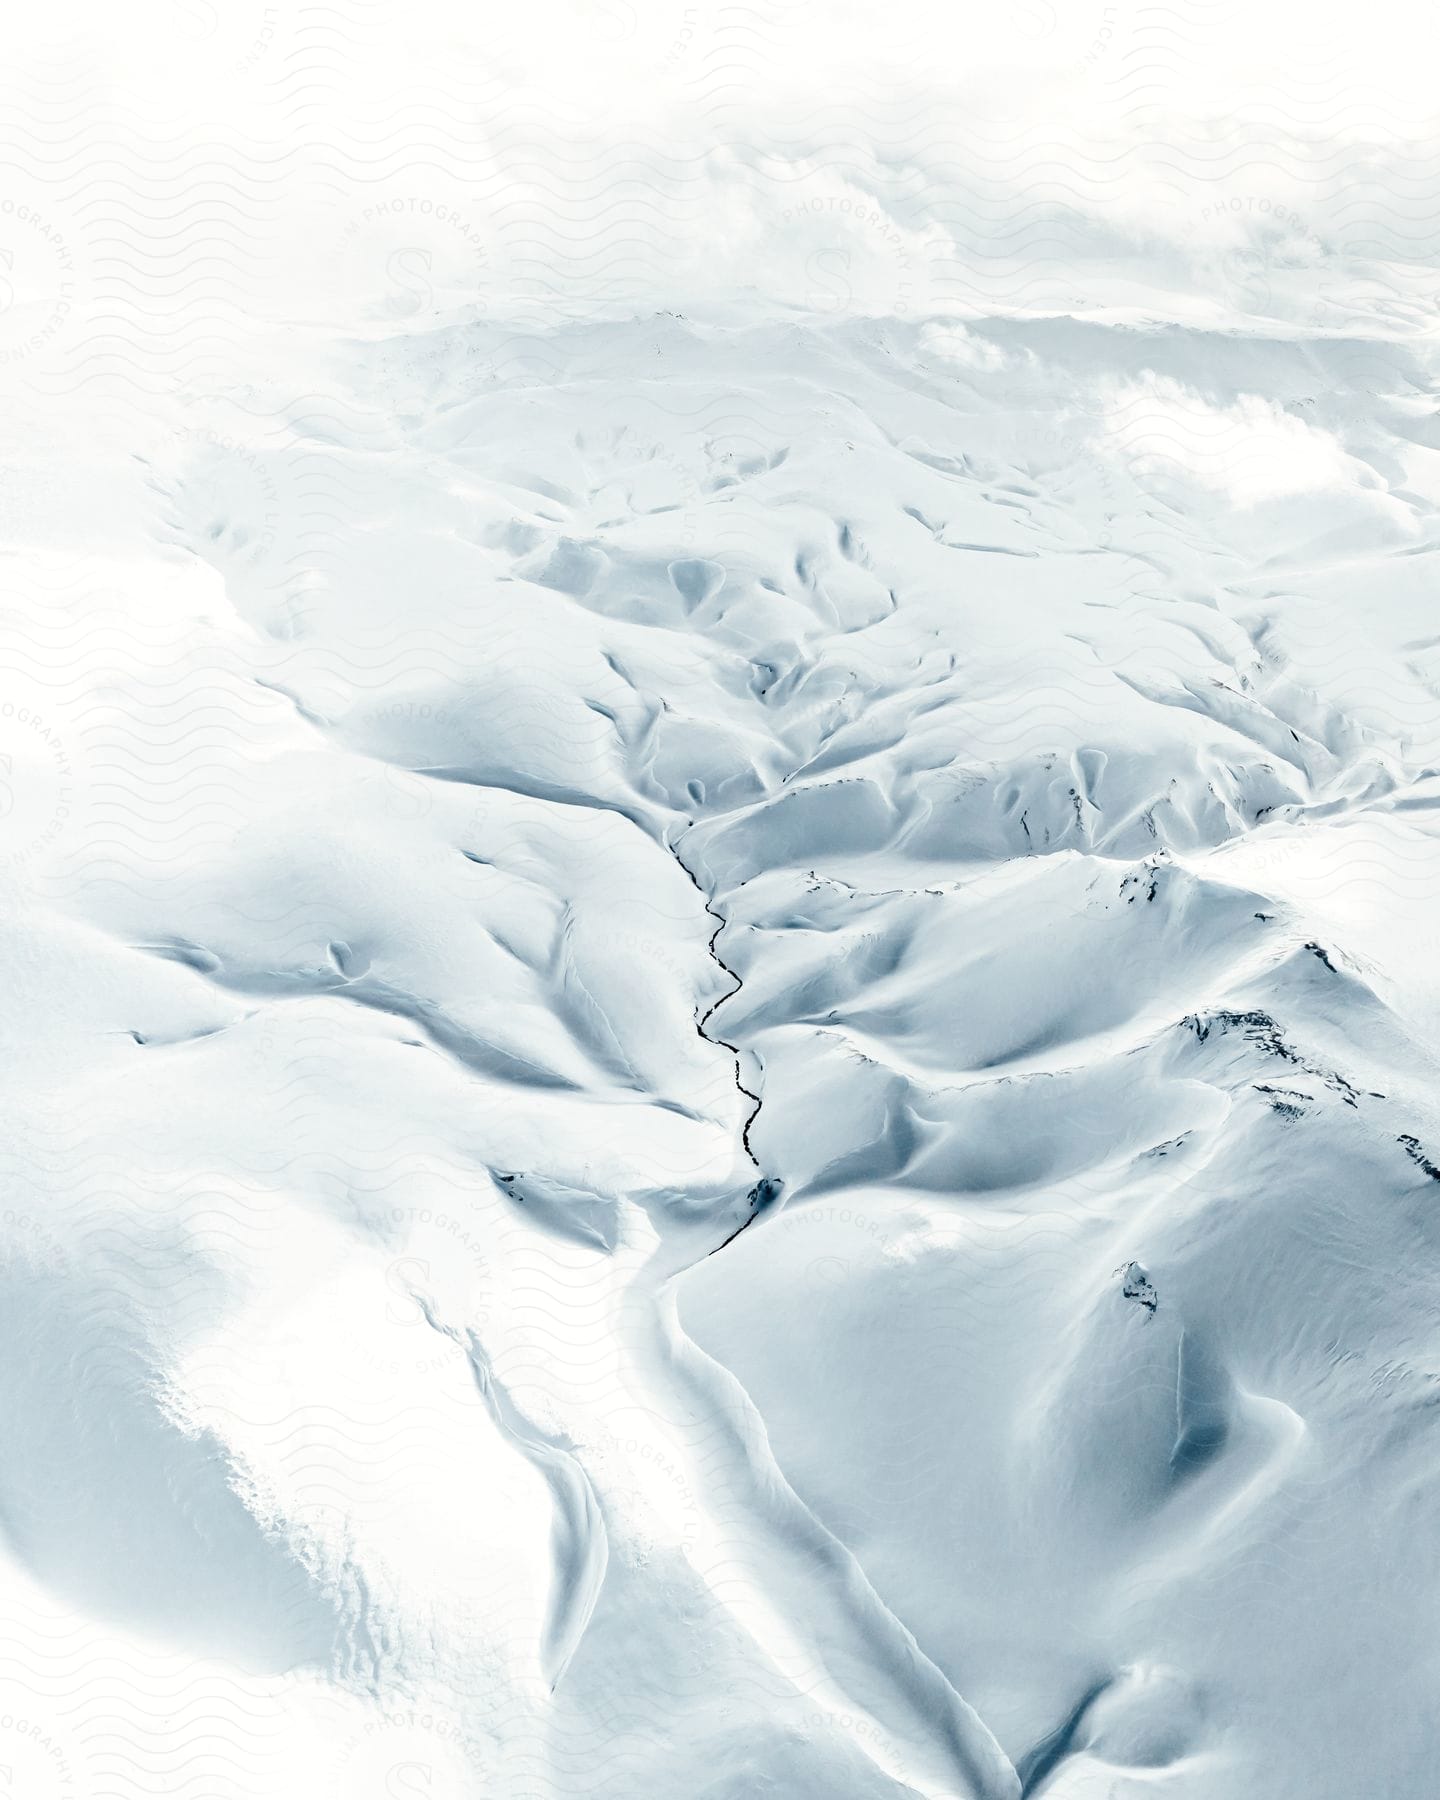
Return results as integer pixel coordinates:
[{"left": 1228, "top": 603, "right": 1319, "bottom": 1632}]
[{"left": 1103, "top": 376, "right": 1361, "bottom": 506}]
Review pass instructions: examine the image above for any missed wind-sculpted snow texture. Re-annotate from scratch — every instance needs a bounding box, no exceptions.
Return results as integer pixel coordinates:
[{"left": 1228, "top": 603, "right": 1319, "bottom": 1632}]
[{"left": 3, "top": 4, "right": 1440, "bottom": 1797}]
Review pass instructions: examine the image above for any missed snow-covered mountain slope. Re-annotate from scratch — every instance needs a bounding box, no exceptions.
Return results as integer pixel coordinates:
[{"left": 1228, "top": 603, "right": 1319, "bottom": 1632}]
[
  {"left": 5, "top": 303, "right": 1436, "bottom": 1800},
  {"left": 3, "top": 4, "right": 1440, "bottom": 1797}
]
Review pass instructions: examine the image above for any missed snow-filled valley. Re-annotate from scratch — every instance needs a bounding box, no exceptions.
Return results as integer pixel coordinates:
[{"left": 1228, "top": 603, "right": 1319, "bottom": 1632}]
[{"left": 2, "top": 3, "right": 1440, "bottom": 1796}]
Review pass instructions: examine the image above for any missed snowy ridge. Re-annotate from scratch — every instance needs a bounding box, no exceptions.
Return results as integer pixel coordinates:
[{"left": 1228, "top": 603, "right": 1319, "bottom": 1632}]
[
  {"left": 2, "top": 5, "right": 1440, "bottom": 1792},
  {"left": 3, "top": 304, "right": 1434, "bottom": 1796}
]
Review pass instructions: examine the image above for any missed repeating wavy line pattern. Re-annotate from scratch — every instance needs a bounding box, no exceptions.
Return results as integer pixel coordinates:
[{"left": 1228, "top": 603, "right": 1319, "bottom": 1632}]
[{"left": 0, "top": 2, "right": 1438, "bottom": 1796}]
